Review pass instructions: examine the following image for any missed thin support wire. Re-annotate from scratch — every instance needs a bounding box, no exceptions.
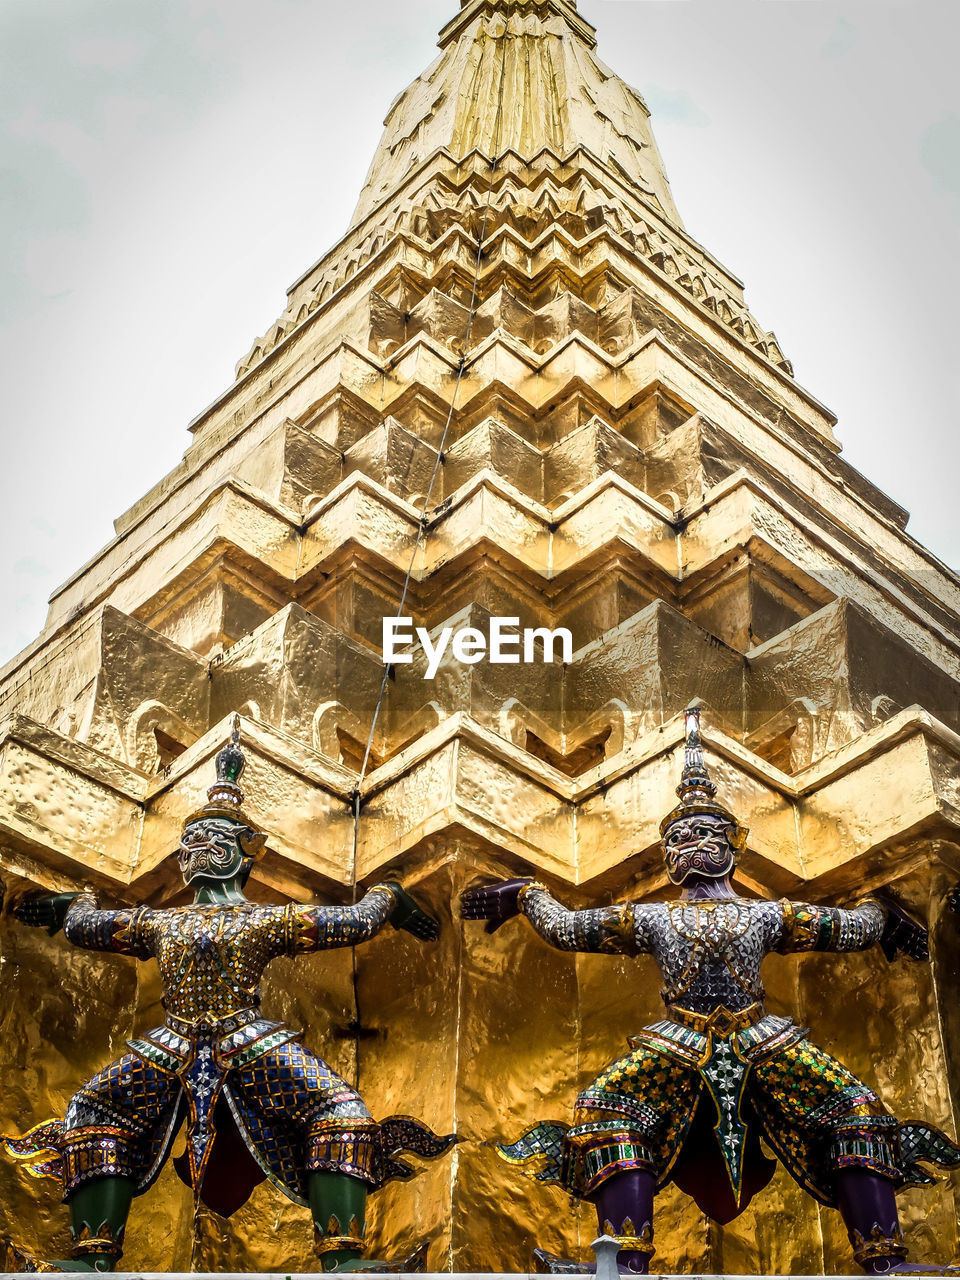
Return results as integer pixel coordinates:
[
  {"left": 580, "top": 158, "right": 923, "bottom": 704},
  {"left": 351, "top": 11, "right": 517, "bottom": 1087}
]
[{"left": 345, "top": 45, "right": 510, "bottom": 1089}]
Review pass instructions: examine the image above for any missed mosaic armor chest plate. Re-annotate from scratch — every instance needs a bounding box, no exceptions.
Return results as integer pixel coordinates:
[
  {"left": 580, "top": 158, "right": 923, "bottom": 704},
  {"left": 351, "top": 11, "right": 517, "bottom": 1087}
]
[
  {"left": 639, "top": 899, "right": 783, "bottom": 1013},
  {"left": 151, "top": 903, "right": 290, "bottom": 1023}
]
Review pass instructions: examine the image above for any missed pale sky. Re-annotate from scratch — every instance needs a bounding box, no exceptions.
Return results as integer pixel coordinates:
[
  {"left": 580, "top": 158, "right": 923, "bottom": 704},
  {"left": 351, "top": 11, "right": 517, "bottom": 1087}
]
[{"left": 1, "top": 0, "right": 958, "bottom": 664}]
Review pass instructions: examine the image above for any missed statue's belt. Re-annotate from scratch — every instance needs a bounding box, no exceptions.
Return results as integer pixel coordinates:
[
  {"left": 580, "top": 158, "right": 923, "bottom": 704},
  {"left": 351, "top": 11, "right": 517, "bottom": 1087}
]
[
  {"left": 165, "top": 1005, "right": 261, "bottom": 1037},
  {"left": 666, "top": 1002, "right": 764, "bottom": 1038},
  {"left": 129, "top": 1008, "right": 300, "bottom": 1077}
]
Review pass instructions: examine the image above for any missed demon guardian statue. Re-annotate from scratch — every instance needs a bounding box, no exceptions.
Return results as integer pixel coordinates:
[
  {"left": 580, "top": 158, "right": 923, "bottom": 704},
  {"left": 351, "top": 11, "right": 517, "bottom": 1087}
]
[
  {"left": 5, "top": 727, "right": 453, "bottom": 1273},
  {"left": 463, "top": 710, "right": 960, "bottom": 1275}
]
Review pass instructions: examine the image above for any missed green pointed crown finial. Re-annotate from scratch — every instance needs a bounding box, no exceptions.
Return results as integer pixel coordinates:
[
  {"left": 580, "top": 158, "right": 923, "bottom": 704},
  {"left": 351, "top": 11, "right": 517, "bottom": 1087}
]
[
  {"left": 207, "top": 715, "right": 246, "bottom": 812},
  {"left": 184, "top": 716, "right": 262, "bottom": 841},
  {"left": 215, "top": 716, "right": 246, "bottom": 788}
]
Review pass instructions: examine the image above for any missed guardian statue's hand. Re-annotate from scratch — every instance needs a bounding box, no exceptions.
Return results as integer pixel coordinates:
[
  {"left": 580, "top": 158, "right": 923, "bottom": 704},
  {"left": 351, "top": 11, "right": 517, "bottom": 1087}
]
[
  {"left": 875, "top": 894, "right": 929, "bottom": 962},
  {"left": 460, "top": 879, "right": 533, "bottom": 933},
  {"left": 14, "top": 892, "right": 80, "bottom": 936},
  {"left": 383, "top": 884, "right": 440, "bottom": 942}
]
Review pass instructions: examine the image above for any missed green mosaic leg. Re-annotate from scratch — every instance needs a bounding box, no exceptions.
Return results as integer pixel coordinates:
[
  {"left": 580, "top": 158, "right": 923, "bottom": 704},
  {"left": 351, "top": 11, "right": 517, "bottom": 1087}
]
[
  {"left": 309, "top": 1171, "right": 370, "bottom": 1272},
  {"left": 49, "top": 1176, "right": 134, "bottom": 1272}
]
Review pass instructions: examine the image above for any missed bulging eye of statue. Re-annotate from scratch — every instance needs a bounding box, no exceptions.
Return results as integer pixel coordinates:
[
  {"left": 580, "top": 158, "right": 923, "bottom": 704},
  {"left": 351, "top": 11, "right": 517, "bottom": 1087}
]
[{"left": 666, "top": 825, "right": 690, "bottom": 846}]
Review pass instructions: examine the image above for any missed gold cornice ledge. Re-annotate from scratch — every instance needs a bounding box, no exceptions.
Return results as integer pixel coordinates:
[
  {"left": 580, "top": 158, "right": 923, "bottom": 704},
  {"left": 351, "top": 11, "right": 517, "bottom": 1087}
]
[
  {"left": 1, "top": 708, "right": 958, "bottom": 906},
  {"left": 36, "top": 464, "right": 960, "bottom": 680},
  {"left": 31, "top": 327, "right": 957, "bottom": 632},
  {"left": 229, "top": 207, "right": 818, "bottom": 442}
]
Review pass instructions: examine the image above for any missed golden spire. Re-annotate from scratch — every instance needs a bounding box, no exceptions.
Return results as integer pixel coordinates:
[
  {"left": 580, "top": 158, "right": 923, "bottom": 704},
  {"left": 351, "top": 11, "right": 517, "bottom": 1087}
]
[{"left": 350, "top": 0, "right": 683, "bottom": 230}]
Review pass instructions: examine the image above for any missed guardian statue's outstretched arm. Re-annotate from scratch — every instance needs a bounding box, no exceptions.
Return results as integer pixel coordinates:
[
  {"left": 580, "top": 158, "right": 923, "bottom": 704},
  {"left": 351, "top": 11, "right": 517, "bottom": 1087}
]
[{"left": 463, "top": 879, "right": 653, "bottom": 955}]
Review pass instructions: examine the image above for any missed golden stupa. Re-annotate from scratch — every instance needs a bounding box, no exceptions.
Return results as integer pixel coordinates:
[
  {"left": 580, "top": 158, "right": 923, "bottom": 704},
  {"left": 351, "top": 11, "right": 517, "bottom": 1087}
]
[{"left": 1, "top": 0, "right": 958, "bottom": 1271}]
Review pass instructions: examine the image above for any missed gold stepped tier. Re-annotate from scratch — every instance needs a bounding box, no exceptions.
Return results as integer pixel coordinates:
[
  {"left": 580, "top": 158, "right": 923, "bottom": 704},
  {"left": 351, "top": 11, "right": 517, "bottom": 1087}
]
[
  {"left": 238, "top": 155, "right": 788, "bottom": 378},
  {"left": 32, "top": 461, "right": 960, "bottom": 671},
  {"left": 5, "top": 579, "right": 960, "bottom": 786}
]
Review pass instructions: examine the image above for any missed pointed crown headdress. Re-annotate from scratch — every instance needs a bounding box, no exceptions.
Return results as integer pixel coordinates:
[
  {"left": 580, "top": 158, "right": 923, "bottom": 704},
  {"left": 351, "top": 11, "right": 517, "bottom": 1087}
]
[
  {"left": 185, "top": 718, "right": 266, "bottom": 859},
  {"left": 659, "top": 707, "right": 748, "bottom": 850}
]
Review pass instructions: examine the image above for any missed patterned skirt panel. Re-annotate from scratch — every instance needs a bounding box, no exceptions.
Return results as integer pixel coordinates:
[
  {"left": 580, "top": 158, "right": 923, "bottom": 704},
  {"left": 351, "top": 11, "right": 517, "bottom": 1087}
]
[
  {"left": 18, "top": 1033, "right": 454, "bottom": 1211},
  {"left": 749, "top": 1037, "right": 899, "bottom": 1201},
  {"left": 563, "top": 1035, "right": 901, "bottom": 1203},
  {"left": 60, "top": 1053, "right": 182, "bottom": 1199},
  {"left": 59, "top": 1041, "right": 372, "bottom": 1203},
  {"left": 227, "top": 1040, "right": 375, "bottom": 1195},
  {"left": 498, "top": 1025, "right": 960, "bottom": 1208},
  {"left": 569, "top": 1043, "right": 701, "bottom": 1196}
]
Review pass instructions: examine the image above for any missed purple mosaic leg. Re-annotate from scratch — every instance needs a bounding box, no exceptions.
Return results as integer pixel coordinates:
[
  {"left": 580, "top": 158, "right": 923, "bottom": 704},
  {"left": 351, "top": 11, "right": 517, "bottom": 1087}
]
[
  {"left": 837, "top": 1169, "right": 908, "bottom": 1274},
  {"left": 592, "top": 1170, "right": 656, "bottom": 1275}
]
